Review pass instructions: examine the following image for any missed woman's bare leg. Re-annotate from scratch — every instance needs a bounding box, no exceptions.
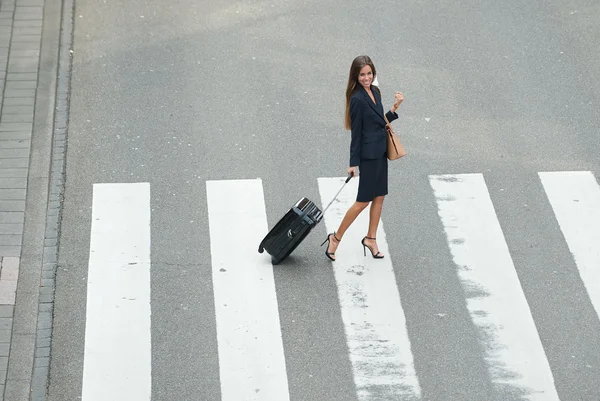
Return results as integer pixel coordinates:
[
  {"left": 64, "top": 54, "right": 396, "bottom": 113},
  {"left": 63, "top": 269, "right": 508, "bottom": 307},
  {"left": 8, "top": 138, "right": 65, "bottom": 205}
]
[
  {"left": 364, "top": 195, "right": 385, "bottom": 256},
  {"left": 327, "top": 201, "right": 369, "bottom": 255}
]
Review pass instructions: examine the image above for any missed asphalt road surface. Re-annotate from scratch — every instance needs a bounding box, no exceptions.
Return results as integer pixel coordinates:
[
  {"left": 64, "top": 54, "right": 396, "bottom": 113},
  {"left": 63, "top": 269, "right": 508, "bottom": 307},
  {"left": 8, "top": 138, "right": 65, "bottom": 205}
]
[{"left": 47, "top": 0, "right": 600, "bottom": 400}]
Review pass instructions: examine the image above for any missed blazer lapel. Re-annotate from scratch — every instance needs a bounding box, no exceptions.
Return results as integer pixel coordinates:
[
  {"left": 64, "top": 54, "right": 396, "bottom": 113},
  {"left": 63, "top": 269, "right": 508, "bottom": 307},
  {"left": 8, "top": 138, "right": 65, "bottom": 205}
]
[{"left": 360, "top": 86, "right": 384, "bottom": 120}]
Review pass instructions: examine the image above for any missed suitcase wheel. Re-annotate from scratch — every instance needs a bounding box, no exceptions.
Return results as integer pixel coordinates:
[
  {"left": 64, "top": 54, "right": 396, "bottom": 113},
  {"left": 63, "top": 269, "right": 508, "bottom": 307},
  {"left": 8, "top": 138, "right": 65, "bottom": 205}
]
[{"left": 258, "top": 246, "right": 264, "bottom": 253}]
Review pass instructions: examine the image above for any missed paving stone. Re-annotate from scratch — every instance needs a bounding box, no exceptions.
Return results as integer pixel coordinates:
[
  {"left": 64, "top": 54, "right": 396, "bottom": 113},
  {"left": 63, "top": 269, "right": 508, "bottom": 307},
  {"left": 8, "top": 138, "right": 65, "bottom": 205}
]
[
  {"left": 0, "top": 246, "right": 20, "bottom": 257},
  {"left": 0, "top": 343, "right": 8, "bottom": 357},
  {"left": 35, "top": 328, "right": 49, "bottom": 339},
  {"left": 9, "top": 43, "right": 40, "bottom": 52},
  {"left": 13, "top": 20, "right": 42, "bottom": 27},
  {"left": 1, "top": 257, "right": 18, "bottom": 279},
  {"left": 8, "top": 56, "right": 38, "bottom": 65},
  {"left": 35, "top": 347, "right": 49, "bottom": 358},
  {"left": 34, "top": 356, "right": 48, "bottom": 368},
  {"left": 44, "top": 238, "right": 58, "bottom": 248},
  {"left": 8, "top": 64, "right": 37, "bottom": 73},
  {"left": 13, "top": 15, "right": 43, "bottom": 23},
  {"left": 0, "top": 281, "right": 16, "bottom": 304},
  {"left": 0, "top": 306, "right": 12, "bottom": 318},
  {"left": 0, "top": 225, "right": 22, "bottom": 235},
  {"left": 0, "top": 131, "right": 31, "bottom": 140},
  {"left": 2, "top": 97, "right": 34, "bottom": 106},
  {"left": 41, "top": 263, "right": 55, "bottom": 272},
  {"left": 40, "top": 269, "right": 53, "bottom": 279},
  {"left": 1, "top": 106, "right": 34, "bottom": 114},
  {"left": 0, "top": 178, "right": 26, "bottom": 188},
  {"left": 0, "top": 124, "right": 31, "bottom": 132},
  {"left": 37, "top": 303, "right": 51, "bottom": 314},
  {"left": 8, "top": 50, "right": 38, "bottom": 59},
  {"left": 36, "top": 312, "right": 50, "bottom": 330},
  {"left": 0, "top": 159, "right": 28, "bottom": 168},
  {"left": 10, "top": 34, "right": 41, "bottom": 42},
  {"left": 1, "top": 258, "right": 18, "bottom": 269},
  {"left": 5, "top": 81, "right": 36, "bottom": 90},
  {"left": 0, "top": 148, "right": 30, "bottom": 158},
  {"left": 31, "top": 368, "right": 48, "bottom": 396},
  {"left": 0, "top": 235, "right": 21, "bottom": 247},
  {"left": 6, "top": 72, "right": 37, "bottom": 81},
  {"left": 15, "top": 6, "right": 43, "bottom": 13},
  {"left": 0, "top": 319, "right": 11, "bottom": 331},
  {"left": 0, "top": 212, "right": 23, "bottom": 224},
  {"left": 43, "top": 225, "right": 56, "bottom": 239},
  {"left": 41, "top": 248, "right": 55, "bottom": 263},
  {"left": 39, "top": 279, "right": 52, "bottom": 290},
  {"left": 0, "top": 201, "right": 25, "bottom": 211},
  {"left": 0, "top": 189, "right": 25, "bottom": 200},
  {"left": 1, "top": 114, "right": 35, "bottom": 123},
  {"left": 0, "top": 331, "right": 10, "bottom": 343},
  {"left": 3, "top": 89, "right": 36, "bottom": 97},
  {"left": 37, "top": 289, "right": 52, "bottom": 303},
  {"left": 0, "top": 139, "right": 30, "bottom": 148},
  {"left": 12, "top": 27, "right": 41, "bottom": 35}
]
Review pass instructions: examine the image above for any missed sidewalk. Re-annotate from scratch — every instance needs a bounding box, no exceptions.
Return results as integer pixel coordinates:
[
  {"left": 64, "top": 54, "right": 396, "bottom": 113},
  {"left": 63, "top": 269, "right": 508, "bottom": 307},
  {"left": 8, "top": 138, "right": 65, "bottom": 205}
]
[{"left": 0, "top": 0, "right": 72, "bottom": 399}]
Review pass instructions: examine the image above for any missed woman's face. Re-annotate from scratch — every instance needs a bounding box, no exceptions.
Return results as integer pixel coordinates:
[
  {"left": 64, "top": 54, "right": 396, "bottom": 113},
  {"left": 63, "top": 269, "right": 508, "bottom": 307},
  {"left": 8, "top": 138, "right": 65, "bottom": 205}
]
[{"left": 357, "top": 65, "right": 373, "bottom": 89}]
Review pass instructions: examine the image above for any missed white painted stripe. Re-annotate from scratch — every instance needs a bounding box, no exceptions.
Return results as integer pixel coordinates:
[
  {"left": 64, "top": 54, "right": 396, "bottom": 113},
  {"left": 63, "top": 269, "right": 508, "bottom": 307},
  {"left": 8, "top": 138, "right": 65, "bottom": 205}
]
[
  {"left": 540, "top": 171, "right": 600, "bottom": 320},
  {"left": 206, "top": 179, "right": 290, "bottom": 401},
  {"left": 429, "top": 174, "right": 559, "bottom": 400},
  {"left": 318, "top": 177, "right": 422, "bottom": 401},
  {"left": 82, "top": 183, "right": 152, "bottom": 401}
]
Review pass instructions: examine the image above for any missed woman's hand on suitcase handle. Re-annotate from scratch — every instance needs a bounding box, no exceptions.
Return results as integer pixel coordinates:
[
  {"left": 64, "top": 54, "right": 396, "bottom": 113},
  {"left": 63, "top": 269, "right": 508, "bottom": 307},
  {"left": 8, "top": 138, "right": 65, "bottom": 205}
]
[{"left": 347, "top": 166, "right": 358, "bottom": 180}]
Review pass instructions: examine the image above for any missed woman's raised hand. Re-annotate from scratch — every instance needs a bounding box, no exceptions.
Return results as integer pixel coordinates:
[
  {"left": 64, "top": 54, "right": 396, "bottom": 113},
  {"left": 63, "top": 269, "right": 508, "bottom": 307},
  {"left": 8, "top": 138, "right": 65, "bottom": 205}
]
[{"left": 393, "top": 91, "right": 404, "bottom": 108}]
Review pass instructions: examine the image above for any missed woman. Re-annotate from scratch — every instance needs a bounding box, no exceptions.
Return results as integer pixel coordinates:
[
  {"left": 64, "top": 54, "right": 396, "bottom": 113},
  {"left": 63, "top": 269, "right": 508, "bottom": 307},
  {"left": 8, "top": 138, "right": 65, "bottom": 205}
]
[{"left": 322, "top": 55, "right": 404, "bottom": 261}]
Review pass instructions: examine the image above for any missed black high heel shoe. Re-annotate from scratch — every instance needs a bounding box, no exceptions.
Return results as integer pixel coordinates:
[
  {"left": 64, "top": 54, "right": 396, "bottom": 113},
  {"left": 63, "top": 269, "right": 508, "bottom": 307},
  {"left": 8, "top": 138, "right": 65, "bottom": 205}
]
[
  {"left": 321, "top": 232, "right": 340, "bottom": 261},
  {"left": 361, "top": 236, "right": 384, "bottom": 259}
]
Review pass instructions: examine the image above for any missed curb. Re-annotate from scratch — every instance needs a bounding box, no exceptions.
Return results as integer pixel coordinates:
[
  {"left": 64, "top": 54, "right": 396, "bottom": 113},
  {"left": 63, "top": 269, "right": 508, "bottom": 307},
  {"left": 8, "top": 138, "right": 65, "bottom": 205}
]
[{"left": 29, "top": 0, "right": 74, "bottom": 398}]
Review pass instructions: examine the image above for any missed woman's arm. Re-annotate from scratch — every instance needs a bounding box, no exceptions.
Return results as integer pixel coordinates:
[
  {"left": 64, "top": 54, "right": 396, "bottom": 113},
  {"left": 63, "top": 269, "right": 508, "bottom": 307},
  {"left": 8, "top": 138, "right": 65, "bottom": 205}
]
[
  {"left": 386, "top": 91, "right": 404, "bottom": 123},
  {"left": 349, "top": 96, "right": 364, "bottom": 167},
  {"left": 385, "top": 109, "right": 399, "bottom": 123}
]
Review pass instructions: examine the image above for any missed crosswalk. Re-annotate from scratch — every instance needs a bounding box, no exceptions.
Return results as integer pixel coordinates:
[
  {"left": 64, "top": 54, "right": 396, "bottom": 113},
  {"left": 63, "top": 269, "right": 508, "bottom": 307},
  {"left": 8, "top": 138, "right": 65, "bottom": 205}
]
[
  {"left": 430, "top": 174, "right": 558, "bottom": 400},
  {"left": 82, "top": 183, "right": 152, "bottom": 400},
  {"left": 79, "top": 171, "right": 600, "bottom": 401}
]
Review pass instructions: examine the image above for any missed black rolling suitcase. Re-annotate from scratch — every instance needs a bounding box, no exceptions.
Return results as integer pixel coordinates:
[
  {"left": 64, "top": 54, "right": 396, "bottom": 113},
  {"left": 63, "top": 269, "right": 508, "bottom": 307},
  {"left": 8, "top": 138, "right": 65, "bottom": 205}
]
[{"left": 258, "top": 175, "right": 352, "bottom": 265}]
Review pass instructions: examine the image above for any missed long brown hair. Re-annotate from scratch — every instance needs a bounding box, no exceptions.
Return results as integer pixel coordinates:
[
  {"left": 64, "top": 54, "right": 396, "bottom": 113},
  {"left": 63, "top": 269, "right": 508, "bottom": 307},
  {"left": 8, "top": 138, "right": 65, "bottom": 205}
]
[{"left": 344, "top": 55, "right": 377, "bottom": 130}]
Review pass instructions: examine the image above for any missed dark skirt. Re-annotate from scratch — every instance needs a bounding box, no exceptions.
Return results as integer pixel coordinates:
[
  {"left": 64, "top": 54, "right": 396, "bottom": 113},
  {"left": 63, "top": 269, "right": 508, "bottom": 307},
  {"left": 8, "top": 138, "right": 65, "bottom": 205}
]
[{"left": 357, "top": 155, "right": 388, "bottom": 202}]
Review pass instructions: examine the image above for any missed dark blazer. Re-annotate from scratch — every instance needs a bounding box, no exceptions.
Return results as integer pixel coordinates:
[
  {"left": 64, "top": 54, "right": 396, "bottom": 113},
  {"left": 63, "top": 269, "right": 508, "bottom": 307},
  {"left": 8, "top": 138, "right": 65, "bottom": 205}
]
[{"left": 349, "top": 85, "right": 398, "bottom": 167}]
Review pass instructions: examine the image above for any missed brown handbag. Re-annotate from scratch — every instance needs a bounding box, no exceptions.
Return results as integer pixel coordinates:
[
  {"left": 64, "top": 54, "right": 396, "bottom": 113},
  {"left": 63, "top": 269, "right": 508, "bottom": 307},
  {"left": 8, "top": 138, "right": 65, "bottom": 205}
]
[{"left": 384, "top": 113, "right": 406, "bottom": 160}]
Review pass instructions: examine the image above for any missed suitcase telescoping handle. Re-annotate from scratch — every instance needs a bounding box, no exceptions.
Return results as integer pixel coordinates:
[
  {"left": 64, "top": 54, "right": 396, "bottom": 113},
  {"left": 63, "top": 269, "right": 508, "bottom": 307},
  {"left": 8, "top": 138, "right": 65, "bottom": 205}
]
[{"left": 321, "top": 173, "right": 354, "bottom": 215}]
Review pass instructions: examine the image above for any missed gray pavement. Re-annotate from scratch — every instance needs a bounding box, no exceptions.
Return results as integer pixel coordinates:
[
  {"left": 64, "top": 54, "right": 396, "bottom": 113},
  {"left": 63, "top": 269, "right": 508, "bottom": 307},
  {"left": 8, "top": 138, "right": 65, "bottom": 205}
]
[
  {"left": 0, "top": 0, "right": 598, "bottom": 400},
  {"left": 46, "top": 1, "right": 600, "bottom": 401}
]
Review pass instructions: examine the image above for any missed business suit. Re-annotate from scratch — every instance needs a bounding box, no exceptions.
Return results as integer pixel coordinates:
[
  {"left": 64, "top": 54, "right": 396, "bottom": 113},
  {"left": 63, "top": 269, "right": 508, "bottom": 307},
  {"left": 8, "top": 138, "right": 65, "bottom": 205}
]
[{"left": 349, "top": 85, "right": 398, "bottom": 202}]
